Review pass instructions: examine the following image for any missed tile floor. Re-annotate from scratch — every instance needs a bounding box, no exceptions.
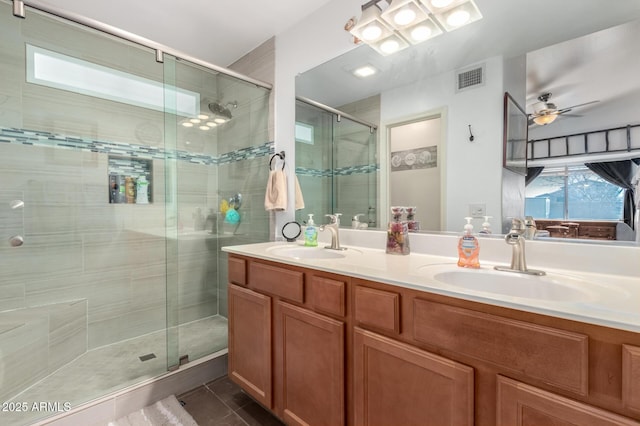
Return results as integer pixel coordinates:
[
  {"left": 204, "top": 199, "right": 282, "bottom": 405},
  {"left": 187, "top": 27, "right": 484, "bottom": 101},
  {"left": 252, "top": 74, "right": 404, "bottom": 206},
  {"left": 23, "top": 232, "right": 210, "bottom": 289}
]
[
  {"left": 179, "top": 376, "right": 284, "bottom": 426},
  {"left": 2, "top": 315, "right": 228, "bottom": 426}
]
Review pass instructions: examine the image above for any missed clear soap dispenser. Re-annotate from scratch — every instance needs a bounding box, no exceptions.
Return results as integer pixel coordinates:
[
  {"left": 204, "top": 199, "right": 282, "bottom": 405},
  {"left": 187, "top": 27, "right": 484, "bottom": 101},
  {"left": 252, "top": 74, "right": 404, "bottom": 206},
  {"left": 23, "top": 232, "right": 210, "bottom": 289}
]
[{"left": 479, "top": 215, "right": 493, "bottom": 234}]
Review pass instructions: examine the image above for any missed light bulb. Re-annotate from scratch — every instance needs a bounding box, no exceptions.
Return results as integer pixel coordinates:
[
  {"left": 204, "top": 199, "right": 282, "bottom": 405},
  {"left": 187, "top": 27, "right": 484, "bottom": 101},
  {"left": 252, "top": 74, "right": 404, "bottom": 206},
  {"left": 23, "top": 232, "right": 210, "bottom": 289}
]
[
  {"left": 181, "top": 122, "right": 193, "bottom": 128},
  {"left": 411, "top": 25, "right": 432, "bottom": 41},
  {"left": 197, "top": 114, "right": 209, "bottom": 120},
  {"left": 446, "top": 10, "right": 471, "bottom": 27},
  {"left": 206, "top": 121, "right": 218, "bottom": 127},
  {"left": 394, "top": 8, "right": 416, "bottom": 26},
  {"left": 199, "top": 125, "right": 210, "bottom": 131},
  {"left": 361, "top": 23, "right": 383, "bottom": 41},
  {"left": 189, "top": 118, "right": 201, "bottom": 124},
  {"left": 380, "top": 39, "right": 400, "bottom": 54},
  {"left": 214, "top": 117, "right": 227, "bottom": 124}
]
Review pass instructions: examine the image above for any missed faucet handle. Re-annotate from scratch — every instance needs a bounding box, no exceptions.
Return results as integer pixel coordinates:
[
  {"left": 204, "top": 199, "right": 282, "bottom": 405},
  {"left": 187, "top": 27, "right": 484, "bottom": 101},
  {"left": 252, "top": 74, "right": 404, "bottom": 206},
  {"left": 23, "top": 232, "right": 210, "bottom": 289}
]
[
  {"left": 325, "top": 214, "right": 338, "bottom": 224},
  {"left": 334, "top": 213, "right": 342, "bottom": 225},
  {"left": 510, "top": 218, "right": 525, "bottom": 232}
]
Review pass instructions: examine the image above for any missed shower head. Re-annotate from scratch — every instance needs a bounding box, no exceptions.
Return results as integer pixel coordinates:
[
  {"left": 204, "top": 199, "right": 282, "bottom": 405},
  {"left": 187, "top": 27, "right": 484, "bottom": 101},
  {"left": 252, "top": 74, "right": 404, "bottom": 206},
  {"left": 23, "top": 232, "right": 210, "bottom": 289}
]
[{"left": 208, "top": 101, "right": 236, "bottom": 124}]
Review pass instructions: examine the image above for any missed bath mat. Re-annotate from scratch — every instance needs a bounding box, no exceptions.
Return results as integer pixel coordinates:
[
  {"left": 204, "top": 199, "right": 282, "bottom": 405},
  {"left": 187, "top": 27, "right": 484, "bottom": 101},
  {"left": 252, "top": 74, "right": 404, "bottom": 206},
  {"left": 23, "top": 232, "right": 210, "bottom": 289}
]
[{"left": 108, "top": 395, "right": 198, "bottom": 426}]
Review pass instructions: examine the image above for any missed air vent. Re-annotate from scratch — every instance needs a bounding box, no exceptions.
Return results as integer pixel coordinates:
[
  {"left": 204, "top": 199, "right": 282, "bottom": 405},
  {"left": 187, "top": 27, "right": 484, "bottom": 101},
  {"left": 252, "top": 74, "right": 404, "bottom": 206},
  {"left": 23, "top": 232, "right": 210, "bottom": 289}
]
[{"left": 456, "top": 64, "right": 485, "bottom": 92}]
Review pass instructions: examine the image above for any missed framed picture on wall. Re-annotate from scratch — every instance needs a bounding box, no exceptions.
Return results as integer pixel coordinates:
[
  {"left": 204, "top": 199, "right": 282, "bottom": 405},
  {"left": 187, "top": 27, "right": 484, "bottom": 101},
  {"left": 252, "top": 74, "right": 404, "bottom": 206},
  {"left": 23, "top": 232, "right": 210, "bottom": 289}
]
[{"left": 503, "top": 92, "right": 528, "bottom": 176}]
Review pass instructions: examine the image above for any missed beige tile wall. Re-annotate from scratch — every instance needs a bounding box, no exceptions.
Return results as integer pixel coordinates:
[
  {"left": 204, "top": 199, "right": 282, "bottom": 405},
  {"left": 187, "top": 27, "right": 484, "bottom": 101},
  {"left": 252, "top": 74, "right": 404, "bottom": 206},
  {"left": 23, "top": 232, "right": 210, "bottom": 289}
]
[{"left": 0, "top": 0, "right": 272, "bottom": 404}]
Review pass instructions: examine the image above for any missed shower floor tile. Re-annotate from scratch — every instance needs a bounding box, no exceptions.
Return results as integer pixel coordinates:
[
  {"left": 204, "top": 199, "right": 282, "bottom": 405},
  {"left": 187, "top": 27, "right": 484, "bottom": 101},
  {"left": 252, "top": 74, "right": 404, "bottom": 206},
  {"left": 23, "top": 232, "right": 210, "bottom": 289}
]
[{"left": 1, "top": 315, "right": 228, "bottom": 426}]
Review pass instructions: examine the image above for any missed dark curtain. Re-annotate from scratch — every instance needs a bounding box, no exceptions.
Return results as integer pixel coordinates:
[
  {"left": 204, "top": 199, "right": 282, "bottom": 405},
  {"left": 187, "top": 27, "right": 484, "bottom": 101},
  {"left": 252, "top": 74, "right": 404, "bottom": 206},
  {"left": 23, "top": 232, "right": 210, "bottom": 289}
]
[
  {"left": 585, "top": 159, "right": 637, "bottom": 229},
  {"left": 525, "top": 166, "right": 544, "bottom": 186}
]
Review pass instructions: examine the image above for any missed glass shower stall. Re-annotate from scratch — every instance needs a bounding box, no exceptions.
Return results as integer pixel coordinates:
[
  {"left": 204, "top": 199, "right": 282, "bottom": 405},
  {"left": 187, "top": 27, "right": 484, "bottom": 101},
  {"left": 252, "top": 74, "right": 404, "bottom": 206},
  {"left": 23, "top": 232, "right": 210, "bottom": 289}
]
[
  {"left": 0, "top": 2, "right": 271, "bottom": 424},
  {"left": 295, "top": 98, "right": 378, "bottom": 228}
]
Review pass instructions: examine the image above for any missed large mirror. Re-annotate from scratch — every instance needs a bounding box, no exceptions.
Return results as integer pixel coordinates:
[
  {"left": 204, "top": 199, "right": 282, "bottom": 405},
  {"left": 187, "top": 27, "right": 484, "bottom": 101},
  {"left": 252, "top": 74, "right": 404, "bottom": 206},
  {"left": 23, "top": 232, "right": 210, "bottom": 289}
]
[{"left": 295, "top": 0, "right": 640, "bottom": 245}]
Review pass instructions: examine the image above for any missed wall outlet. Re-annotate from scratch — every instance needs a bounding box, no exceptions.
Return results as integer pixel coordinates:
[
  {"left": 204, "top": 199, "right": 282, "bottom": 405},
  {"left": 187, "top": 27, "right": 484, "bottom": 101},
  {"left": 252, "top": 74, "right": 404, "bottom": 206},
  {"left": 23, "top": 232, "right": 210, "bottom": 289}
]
[{"left": 469, "top": 203, "right": 486, "bottom": 218}]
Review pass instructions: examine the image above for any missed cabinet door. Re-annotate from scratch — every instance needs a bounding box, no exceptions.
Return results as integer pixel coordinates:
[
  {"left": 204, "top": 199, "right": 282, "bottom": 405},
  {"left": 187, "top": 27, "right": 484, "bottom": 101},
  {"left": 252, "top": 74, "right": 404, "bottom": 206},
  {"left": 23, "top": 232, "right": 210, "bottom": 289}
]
[
  {"left": 497, "top": 376, "right": 640, "bottom": 426},
  {"left": 278, "top": 301, "right": 345, "bottom": 426},
  {"left": 228, "top": 284, "right": 272, "bottom": 408},
  {"left": 354, "top": 328, "right": 474, "bottom": 426}
]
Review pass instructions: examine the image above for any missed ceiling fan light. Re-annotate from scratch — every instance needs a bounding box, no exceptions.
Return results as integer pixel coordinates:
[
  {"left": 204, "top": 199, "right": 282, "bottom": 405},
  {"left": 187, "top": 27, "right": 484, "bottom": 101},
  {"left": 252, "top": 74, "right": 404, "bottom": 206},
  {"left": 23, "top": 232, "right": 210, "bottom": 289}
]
[{"left": 533, "top": 114, "right": 558, "bottom": 126}]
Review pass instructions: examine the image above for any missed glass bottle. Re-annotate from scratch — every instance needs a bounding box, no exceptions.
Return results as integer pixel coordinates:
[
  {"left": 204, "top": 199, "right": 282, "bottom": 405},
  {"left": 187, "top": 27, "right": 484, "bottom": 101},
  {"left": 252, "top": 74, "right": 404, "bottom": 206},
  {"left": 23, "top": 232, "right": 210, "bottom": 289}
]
[
  {"left": 386, "top": 206, "right": 410, "bottom": 255},
  {"left": 405, "top": 206, "right": 420, "bottom": 232}
]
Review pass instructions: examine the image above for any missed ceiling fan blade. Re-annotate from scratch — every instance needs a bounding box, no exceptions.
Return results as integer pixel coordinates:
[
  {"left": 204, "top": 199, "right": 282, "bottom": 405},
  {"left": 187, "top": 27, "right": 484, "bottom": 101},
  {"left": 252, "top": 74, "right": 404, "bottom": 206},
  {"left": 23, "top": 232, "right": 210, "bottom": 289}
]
[
  {"left": 560, "top": 113, "right": 583, "bottom": 118},
  {"left": 556, "top": 100, "right": 600, "bottom": 114}
]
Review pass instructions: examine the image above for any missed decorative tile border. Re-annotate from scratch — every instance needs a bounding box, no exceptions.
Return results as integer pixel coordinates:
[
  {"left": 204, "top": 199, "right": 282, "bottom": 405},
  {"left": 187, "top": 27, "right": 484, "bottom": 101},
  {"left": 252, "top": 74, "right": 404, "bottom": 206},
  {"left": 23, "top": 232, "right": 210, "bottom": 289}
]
[
  {"left": 296, "top": 164, "right": 379, "bottom": 177},
  {"left": 0, "top": 127, "right": 273, "bottom": 166}
]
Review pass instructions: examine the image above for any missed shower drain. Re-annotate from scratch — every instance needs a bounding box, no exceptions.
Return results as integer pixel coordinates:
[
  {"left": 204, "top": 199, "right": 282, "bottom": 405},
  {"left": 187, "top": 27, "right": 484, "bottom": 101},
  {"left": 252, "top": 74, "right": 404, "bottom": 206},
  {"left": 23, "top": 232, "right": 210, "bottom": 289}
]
[{"left": 139, "top": 353, "right": 156, "bottom": 362}]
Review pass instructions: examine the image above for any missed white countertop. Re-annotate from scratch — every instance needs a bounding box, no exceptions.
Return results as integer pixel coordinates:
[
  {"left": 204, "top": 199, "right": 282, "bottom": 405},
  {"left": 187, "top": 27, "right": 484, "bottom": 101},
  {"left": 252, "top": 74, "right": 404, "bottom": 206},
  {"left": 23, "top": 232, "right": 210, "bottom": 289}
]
[{"left": 223, "top": 239, "right": 640, "bottom": 333}]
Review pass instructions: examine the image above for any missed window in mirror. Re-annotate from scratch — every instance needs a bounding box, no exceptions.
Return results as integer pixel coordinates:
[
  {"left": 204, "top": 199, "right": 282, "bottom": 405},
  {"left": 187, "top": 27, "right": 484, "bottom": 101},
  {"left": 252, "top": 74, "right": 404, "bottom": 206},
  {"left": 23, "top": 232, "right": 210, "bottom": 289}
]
[{"left": 525, "top": 165, "right": 624, "bottom": 221}]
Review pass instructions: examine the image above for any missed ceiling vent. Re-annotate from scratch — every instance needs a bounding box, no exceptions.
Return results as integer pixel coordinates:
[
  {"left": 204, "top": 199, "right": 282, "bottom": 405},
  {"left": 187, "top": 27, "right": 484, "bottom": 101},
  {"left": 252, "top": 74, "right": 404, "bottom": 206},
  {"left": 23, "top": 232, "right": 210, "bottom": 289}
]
[{"left": 456, "top": 64, "right": 485, "bottom": 92}]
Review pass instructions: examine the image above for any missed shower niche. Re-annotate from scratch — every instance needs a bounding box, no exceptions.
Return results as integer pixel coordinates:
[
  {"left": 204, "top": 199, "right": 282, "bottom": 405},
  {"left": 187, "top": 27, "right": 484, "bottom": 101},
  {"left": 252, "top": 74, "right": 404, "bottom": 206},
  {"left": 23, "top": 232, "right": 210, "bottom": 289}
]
[{"left": 108, "top": 156, "right": 153, "bottom": 204}]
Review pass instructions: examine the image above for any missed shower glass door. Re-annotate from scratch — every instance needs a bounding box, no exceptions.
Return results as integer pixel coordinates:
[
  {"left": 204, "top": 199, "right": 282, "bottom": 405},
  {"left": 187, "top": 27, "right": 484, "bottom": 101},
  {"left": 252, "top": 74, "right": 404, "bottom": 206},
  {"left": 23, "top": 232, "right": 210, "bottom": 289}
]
[
  {"left": 0, "top": 3, "right": 172, "bottom": 424},
  {"left": 295, "top": 100, "right": 378, "bottom": 227}
]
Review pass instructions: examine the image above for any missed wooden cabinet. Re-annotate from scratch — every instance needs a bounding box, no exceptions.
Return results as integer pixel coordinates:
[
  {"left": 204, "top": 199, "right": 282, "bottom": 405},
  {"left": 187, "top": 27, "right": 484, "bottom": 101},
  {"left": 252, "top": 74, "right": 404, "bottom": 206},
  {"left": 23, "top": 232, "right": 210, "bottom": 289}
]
[
  {"left": 623, "top": 345, "right": 640, "bottom": 415},
  {"left": 497, "top": 376, "right": 640, "bottom": 426},
  {"left": 278, "top": 301, "right": 345, "bottom": 426},
  {"left": 353, "top": 327, "right": 473, "bottom": 426},
  {"left": 228, "top": 255, "right": 640, "bottom": 426},
  {"left": 228, "top": 257, "right": 347, "bottom": 424},
  {"left": 228, "top": 283, "right": 272, "bottom": 408}
]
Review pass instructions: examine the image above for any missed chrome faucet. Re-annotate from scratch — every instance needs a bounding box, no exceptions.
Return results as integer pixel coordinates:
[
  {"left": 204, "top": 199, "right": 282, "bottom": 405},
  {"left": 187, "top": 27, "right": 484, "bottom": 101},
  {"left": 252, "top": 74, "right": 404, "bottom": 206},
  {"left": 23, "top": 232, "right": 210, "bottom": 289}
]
[
  {"left": 320, "top": 213, "right": 346, "bottom": 251},
  {"left": 495, "top": 218, "right": 545, "bottom": 276}
]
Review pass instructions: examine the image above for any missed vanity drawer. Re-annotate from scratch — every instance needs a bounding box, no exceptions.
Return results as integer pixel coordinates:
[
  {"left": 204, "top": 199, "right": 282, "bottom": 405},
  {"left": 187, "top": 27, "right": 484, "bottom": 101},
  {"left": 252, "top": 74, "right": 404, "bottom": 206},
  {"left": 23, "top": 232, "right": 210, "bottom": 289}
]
[
  {"left": 228, "top": 256, "right": 247, "bottom": 286},
  {"left": 497, "top": 376, "right": 639, "bottom": 426},
  {"left": 413, "top": 299, "right": 588, "bottom": 395},
  {"left": 249, "top": 262, "right": 304, "bottom": 303},
  {"left": 354, "top": 286, "right": 400, "bottom": 334},
  {"left": 308, "top": 275, "right": 346, "bottom": 317},
  {"left": 623, "top": 344, "right": 640, "bottom": 413}
]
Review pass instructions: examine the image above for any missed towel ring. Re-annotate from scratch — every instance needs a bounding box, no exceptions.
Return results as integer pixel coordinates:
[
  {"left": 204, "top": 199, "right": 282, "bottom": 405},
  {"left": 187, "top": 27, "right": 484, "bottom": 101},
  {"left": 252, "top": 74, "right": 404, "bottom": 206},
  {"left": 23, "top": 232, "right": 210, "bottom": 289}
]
[{"left": 269, "top": 151, "right": 285, "bottom": 171}]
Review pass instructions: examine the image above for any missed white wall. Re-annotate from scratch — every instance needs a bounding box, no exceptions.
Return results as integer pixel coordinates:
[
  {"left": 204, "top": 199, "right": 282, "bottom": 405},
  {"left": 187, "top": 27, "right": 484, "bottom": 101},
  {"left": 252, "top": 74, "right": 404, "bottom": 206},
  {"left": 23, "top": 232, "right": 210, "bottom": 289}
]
[
  {"left": 274, "top": 0, "right": 362, "bottom": 234},
  {"left": 380, "top": 56, "right": 505, "bottom": 232}
]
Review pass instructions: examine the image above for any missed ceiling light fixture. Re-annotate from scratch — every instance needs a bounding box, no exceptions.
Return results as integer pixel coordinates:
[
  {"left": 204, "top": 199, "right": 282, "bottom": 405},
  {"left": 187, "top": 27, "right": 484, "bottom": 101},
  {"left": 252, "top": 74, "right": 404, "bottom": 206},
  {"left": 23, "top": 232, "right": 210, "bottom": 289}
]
[
  {"left": 179, "top": 101, "right": 236, "bottom": 131},
  {"left": 353, "top": 65, "right": 378, "bottom": 78},
  {"left": 533, "top": 114, "right": 558, "bottom": 126},
  {"left": 348, "top": 0, "right": 482, "bottom": 55}
]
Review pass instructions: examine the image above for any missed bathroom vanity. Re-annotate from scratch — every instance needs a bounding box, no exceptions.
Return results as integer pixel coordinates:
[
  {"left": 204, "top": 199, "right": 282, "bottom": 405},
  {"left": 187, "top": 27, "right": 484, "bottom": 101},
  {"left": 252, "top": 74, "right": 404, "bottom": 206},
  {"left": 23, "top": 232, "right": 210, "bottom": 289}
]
[{"left": 223, "top": 240, "right": 640, "bottom": 426}]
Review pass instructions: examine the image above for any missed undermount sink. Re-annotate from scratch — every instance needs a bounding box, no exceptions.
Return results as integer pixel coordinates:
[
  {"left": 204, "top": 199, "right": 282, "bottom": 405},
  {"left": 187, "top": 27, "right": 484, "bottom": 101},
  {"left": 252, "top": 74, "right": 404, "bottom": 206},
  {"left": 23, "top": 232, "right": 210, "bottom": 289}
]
[
  {"left": 418, "top": 264, "right": 594, "bottom": 302},
  {"left": 267, "top": 245, "right": 356, "bottom": 260}
]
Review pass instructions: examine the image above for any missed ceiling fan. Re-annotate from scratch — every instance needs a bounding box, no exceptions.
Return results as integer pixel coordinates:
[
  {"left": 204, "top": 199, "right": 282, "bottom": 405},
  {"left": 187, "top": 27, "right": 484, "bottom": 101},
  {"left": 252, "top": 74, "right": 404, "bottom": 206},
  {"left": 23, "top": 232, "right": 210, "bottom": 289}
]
[{"left": 528, "top": 92, "right": 599, "bottom": 126}]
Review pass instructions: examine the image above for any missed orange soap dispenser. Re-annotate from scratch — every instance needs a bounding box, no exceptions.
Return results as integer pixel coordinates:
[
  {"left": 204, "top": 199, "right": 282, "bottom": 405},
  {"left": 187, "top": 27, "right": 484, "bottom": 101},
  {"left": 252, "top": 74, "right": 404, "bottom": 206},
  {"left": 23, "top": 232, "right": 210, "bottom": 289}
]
[{"left": 457, "top": 217, "right": 480, "bottom": 268}]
